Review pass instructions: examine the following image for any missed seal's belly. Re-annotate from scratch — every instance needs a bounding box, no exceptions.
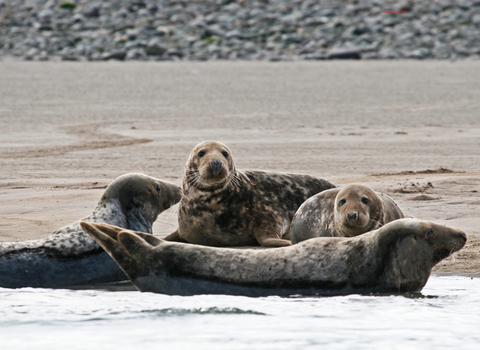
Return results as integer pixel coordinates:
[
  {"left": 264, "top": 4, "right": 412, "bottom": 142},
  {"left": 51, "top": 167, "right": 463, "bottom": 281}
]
[{"left": 180, "top": 211, "right": 258, "bottom": 246}]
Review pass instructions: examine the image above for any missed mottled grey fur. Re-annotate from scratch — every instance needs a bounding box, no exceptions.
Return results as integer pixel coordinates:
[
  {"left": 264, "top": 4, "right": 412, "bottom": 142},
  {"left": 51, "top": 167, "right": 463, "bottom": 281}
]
[
  {"left": 0, "top": 173, "right": 181, "bottom": 288},
  {"left": 165, "top": 140, "right": 335, "bottom": 247},
  {"left": 290, "top": 184, "right": 405, "bottom": 244},
  {"left": 82, "top": 219, "right": 466, "bottom": 296}
]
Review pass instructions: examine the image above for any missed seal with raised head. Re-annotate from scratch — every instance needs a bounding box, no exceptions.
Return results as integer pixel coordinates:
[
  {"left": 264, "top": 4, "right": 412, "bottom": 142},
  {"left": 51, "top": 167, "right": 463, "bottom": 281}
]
[
  {"left": 290, "top": 184, "right": 405, "bottom": 244},
  {"left": 164, "top": 140, "right": 336, "bottom": 247},
  {"left": 0, "top": 173, "right": 181, "bottom": 289},
  {"left": 81, "top": 218, "right": 466, "bottom": 296}
]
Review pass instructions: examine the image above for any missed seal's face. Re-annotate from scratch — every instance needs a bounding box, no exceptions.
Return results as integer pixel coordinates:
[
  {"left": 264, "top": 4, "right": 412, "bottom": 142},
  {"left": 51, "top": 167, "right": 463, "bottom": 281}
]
[
  {"left": 415, "top": 221, "right": 467, "bottom": 265},
  {"left": 184, "top": 141, "right": 236, "bottom": 191},
  {"left": 104, "top": 174, "right": 182, "bottom": 233},
  {"left": 334, "top": 184, "right": 382, "bottom": 236}
]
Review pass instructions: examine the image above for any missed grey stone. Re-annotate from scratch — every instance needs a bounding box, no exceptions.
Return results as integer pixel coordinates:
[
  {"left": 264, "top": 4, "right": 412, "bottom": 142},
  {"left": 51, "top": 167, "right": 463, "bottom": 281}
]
[
  {"left": 126, "top": 48, "right": 147, "bottom": 60},
  {"left": 327, "top": 49, "right": 362, "bottom": 59},
  {"left": 225, "top": 30, "right": 244, "bottom": 39},
  {"left": 38, "top": 9, "right": 53, "bottom": 23},
  {"left": 61, "top": 54, "right": 79, "bottom": 61},
  {"left": 302, "top": 53, "right": 327, "bottom": 60},
  {"left": 145, "top": 38, "right": 167, "bottom": 55},
  {"left": 404, "top": 48, "right": 432, "bottom": 59},
  {"left": 0, "top": 0, "right": 480, "bottom": 61},
  {"left": 102, "top": 49, "right": 127, "bottom": 61},
  {"left": 472, "top": 14, "right": 480, "bottom": 25}
]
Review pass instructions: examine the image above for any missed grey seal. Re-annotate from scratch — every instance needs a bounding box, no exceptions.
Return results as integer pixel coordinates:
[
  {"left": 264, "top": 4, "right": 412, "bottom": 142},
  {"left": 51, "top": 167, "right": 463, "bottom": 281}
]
[
  {"left": 0, "top": 173, "right": 181, "bottom": 288},
  {"left": 80, "top": 218, "right": 466, "bottom": 296},
  {"left": 290, "top": 184, "right": 405, "bottom": 244},
  {"left": 164, "top": 140, "right": 335, "bottom": 247}
]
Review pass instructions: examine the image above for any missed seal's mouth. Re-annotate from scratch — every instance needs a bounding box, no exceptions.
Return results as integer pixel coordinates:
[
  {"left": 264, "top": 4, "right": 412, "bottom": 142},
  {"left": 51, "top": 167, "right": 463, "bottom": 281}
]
[
  {"left": 196, "top": 160, "right": 230, "bottom": 186},
  {"left": 186, "top": 169, "right": 231, "bottom": 191},
  {"left": 343, "top": 213, "right": 370, "bottom": 229}
]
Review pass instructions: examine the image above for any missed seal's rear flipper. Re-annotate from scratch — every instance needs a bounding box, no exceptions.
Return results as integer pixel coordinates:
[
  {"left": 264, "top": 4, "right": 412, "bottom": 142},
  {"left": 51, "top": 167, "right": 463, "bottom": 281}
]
[
  {"left": 80, "top": 222, "right": 148, "bottom": 279},
  {"left": 117, "top": 230, "right": 158, "bottom": 262}
]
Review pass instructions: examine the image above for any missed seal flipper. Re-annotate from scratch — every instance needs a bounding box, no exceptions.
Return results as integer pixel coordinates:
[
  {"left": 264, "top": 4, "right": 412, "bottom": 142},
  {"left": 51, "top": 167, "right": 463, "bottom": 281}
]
[
  {"left": 88, "top": 222, "right": 163, "bottom": 247},
  {"left": 117, "top": 231, "right": 156, "bottom": 261},
  {"left": 80, "top": 222, "right": 144, "bottom": 279}
]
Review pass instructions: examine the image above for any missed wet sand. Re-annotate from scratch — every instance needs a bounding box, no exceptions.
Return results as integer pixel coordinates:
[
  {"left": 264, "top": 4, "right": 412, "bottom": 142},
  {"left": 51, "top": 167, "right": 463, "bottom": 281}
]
[{"left": 1, "top": 60, "right": 479, "bottom": 274}]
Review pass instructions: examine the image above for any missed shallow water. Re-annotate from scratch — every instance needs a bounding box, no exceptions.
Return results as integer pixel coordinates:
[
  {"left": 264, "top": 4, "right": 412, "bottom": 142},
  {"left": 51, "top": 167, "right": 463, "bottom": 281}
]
[{"left": 1, "top": 276, "right": 479, "bottom": 350}]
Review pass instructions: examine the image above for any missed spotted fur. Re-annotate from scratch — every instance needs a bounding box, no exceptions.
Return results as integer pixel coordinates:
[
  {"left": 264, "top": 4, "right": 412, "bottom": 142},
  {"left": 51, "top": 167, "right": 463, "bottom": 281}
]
[
  {"left": 82, "top": 219, "right": 467, "bottom": 296},
  {"left": 0, "top": 173, "right": 181, "bottom": 288},
  {"left": 165, "top": 141, "right": 335, "bottom": 247},
  {"left": 290, "top": 184, "right": 405, "bottom": 244}
]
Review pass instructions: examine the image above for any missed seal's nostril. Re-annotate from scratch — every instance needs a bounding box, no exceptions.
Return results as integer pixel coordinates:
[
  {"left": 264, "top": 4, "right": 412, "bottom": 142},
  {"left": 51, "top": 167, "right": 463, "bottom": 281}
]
[
  {"left": 347, "top": 213, "right": 357, "bottom": 221},
  {"left": 211, "top": 160, "right": 223, "bottom": 171},
  {"left": 461, "top": 232, "right": 467, "bottom": 239}
]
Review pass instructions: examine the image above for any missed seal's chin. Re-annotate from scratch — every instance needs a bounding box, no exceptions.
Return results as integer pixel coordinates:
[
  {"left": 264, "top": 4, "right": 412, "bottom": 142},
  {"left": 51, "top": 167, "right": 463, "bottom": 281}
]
[
  {"left": 196, "top": 176, "right": 230, "bottom": 190},
  {"left": 433, "top": 248, "right": 455, "bottom": 264},
  {"left": 196, "top": 167, "right": 231, "bottom": 190}
]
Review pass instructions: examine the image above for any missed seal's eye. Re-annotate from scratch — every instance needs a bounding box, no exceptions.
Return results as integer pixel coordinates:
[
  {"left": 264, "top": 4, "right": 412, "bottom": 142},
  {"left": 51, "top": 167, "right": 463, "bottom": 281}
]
[
  {"left": 361, "top": 197, "right": 369, "bottom": 204},
  {"left": 156, "top": 184, "right": 162, "bottom": 192},
  {"left": 338, "top": 199, "right": 346, "bottom": 206},
  {"left": 222, "top": 150, "right": 229, "bottom": 158},
  {"left": 426, "top": 229, "right": 434, "bottom": 238},
  {"left": 198, "top": 150, "right": 206, "bottom": 157}
]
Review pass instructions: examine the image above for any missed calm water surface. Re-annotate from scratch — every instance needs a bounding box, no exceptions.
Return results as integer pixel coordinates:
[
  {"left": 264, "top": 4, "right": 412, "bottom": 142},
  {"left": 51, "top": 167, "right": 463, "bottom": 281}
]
[{"left": 1, "top": 276, "right": 479, "bottom": 350}]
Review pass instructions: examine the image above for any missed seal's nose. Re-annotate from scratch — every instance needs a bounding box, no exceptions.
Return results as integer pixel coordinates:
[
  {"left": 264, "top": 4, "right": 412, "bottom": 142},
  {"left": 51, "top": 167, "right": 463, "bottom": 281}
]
[
  {"left": 347, "top": 212, "right": 357, "bottom": 221},
  {"left": 210, "top": 159, "right": 223, "bottom": 172},
  {"left": 460, "top": 232, "right": 467, "bottom": 240}
]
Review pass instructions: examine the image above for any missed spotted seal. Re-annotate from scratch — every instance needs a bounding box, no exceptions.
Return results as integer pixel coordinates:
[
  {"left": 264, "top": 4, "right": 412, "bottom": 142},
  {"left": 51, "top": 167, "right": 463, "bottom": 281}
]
[
  {"left": 0, "top": 173, "right": 181, "bottom": 289},
  {"left": 80, "top": 218, "right": 466, "bottom": 296},
  {"left": 164, "top": 140, "right": 335, "bottom": 247},
  {"left": 290, "top": 184, "right": 405, "bottom": 244}
]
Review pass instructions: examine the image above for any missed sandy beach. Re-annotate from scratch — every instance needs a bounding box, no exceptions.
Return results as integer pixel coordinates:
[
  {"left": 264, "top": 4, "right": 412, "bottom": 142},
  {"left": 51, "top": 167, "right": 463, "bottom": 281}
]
[{"left": 1, "top": 60, "right": 479, "bottom": 275}]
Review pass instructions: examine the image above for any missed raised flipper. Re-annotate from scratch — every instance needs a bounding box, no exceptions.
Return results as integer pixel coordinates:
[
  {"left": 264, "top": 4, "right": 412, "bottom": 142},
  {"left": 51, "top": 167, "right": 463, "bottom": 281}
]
[{"left": 79, "top": 222, "right": 154, "bottom": 281}]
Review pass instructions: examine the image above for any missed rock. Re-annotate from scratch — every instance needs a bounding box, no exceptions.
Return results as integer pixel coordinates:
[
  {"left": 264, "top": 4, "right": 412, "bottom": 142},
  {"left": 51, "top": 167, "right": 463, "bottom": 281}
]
[
  {"left": 102, "top": 49, "right": 127, "bottom": 61},
  {"left": 327, "top": 49, "right": 362, "bottom": 59},
  {"left": 404, "top": 48, "right": 432, "bottom": 59},
  {"left": 303, "top": 53, "right": 327, "bottom": 60},
  {"left": 61, "top": 54, "right": 79, "bottom": 61},
  {"left": 0, "top": 0, "right": 479, "bottom": 61},
  {"left": 38, "top": 9, "right": 53, "bottom": 23},
  {"left": 145, "top": 38, "right": 167, "bottom": 55},
  {"left": 82, "top": 5, "right": 100, "bottom": 18},
  {"left": 378, "top": 48, "right": 400, "bottom": 59},
  {"left": 126, "top": 48, "right": 147, "bottom": 60}
]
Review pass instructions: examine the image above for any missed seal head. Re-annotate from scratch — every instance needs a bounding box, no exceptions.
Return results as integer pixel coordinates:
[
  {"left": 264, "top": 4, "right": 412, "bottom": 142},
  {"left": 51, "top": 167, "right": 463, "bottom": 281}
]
[
  {"left": 184, "top": 140, "right": 236, "bottom": 192},
  {"left": 101, "top": 173, "right": 182, "bottom": 234},
  {"left": 334, "top": 184, "right": 388, "bottom": 237}
]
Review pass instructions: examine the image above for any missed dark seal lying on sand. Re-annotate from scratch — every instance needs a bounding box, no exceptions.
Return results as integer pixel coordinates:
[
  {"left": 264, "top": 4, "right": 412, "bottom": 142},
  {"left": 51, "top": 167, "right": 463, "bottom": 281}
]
[
  {"left": 0, "top": 173, "right": 181, "bottom": 289},
  {"left": 81, "top": 218, "right": 466, "bottom": 297},
  {"left": 290, "top": 184, "right": 404, "bottom": 243},
  {"left": 164, "top": 140, "right": 335, "bottom": 247}
]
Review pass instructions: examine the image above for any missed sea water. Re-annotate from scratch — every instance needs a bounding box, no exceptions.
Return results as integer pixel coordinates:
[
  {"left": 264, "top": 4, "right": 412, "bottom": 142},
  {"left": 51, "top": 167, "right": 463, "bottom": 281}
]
[{"left": 1, "top": 276, "right": 479, "bottom": 350}]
